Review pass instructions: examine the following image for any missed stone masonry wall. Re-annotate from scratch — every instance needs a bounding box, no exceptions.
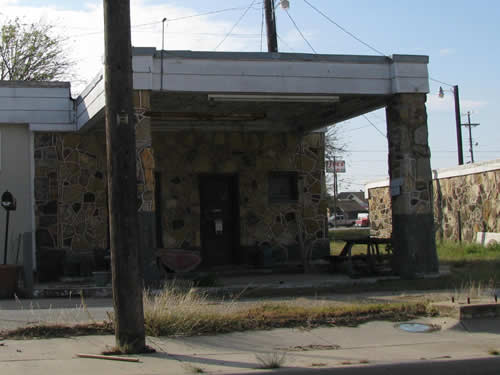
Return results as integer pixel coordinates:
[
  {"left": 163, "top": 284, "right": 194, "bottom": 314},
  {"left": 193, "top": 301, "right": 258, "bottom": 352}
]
[
  {"left": 368, "top": 168, "right": 500, "bottom": 242},
  {"left": 153, "top": 131, "right": 328, "bottom": 262},
  {"left": 35, "top": 133, "right": 108, "bottom": 251}
]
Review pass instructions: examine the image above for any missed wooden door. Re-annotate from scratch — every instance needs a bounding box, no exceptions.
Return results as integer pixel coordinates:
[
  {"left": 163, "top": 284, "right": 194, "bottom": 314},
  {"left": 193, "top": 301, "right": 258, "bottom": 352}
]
[{"left": 199, "top": 175, "right": 238, "bottom": 266}]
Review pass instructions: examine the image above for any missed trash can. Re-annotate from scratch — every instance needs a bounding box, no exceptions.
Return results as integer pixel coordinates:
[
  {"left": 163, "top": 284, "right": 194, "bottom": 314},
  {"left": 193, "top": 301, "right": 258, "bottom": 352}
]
[{"left": 0, "top": 264, "right": 20, "bottom": 298}]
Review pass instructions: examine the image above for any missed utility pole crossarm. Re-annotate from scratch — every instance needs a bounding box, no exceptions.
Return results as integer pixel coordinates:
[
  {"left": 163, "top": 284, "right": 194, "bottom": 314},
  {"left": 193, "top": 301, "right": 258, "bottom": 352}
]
[{"left": 461, "top": 111, "right": 480, "bottom": 164}]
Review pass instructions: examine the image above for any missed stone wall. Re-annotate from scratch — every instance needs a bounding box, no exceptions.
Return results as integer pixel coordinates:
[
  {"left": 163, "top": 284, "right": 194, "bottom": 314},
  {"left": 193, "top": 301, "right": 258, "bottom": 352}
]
[
  {"left": 367, "top": 160, "right": 500, "bottom": 242},
  {"left": 153, "top": 131, "right": 328, "bottom": 262},
  {"left": 34, "top": 129, "right": 328, "bottom": 266},
  {"left": 35, "top": 133, "right": 108, "bottom": 251}
]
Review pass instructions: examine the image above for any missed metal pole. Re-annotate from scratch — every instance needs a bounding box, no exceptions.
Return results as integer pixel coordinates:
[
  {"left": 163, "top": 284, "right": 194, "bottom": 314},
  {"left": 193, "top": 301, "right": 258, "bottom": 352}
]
[
  {"left": 453, "top": 85, "right": 464, "bottom": 165},
  {"left": 264, "top": 0, "right": 278, "bottom": 52},
  {"left": 160, "top": 18, "right": 166, "bottom": 91},
  {"left": 333, "top": 156, "right": 337, "bottom": 228},
  {"left": 3, "top": 210, "right": 9, "bottom": 264}
]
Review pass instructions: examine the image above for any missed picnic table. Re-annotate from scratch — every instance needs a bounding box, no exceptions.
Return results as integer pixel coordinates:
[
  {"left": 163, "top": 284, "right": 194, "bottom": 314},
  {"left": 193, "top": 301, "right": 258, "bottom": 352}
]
[{"left": 330, "top": 236, "right": 393, "bottom": 276}]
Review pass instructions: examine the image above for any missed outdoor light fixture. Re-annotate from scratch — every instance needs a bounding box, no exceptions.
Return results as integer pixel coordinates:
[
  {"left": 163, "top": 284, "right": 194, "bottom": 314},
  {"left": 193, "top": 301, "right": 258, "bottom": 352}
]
[
  {"left": 280, "top": 0, "right": 290, "bottom": 9},
  {"left": 438, "top": 86, "right": 444, "bottom": 98},
  {"left": 1, "top": 190, "right": 16, "bottom": 265},
  {"left": 207, "top": 94, "right": 339, "bottom": 103}
]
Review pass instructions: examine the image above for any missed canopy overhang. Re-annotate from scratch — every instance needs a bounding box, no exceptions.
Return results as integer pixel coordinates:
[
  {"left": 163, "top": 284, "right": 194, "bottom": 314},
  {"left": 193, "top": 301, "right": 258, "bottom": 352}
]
[{"left": 76, "top": 48, "right": 429, "bottom": 133}]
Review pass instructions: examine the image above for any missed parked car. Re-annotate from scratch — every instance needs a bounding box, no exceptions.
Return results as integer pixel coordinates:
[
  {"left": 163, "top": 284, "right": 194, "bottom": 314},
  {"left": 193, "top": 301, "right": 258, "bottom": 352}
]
[
  {"left": 355, "top": 213, "right": 370, "bottom": 227},
  {"left": 328, "top": 214, "right": 355, "bottom": 227}
]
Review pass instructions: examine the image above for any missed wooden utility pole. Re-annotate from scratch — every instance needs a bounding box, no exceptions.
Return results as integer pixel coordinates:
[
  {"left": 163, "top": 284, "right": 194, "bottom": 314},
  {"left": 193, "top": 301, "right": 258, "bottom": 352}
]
[
  {"left": 103, "top": 0, "right": 146, "bottom": 353},
  {"left": 264, "top": 0, "right": 278, "bottom": 52},
  {"left": 463, "top": 111, "right": 480, "bottom": 164}
]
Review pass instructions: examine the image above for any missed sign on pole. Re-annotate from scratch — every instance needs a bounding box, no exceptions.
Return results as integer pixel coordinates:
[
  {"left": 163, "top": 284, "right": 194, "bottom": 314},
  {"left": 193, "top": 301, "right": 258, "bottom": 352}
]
[{"left": 326, "top": 159, "right": 346, "bottom": 173}]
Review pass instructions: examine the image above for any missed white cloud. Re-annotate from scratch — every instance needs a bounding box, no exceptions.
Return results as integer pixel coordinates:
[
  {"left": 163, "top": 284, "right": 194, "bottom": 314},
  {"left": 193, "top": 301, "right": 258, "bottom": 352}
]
[
  {"left": 461, "top": 99, "right": 488, "bottom": 111},
  {"left": 0, "top": 1, "right": 260, "bottom": 94},
  {"left": 427, "top": 93, "right": 487, "bottom": 113},
  {"left": 439, "top": 48, "right": 455, "bottom": 56}
]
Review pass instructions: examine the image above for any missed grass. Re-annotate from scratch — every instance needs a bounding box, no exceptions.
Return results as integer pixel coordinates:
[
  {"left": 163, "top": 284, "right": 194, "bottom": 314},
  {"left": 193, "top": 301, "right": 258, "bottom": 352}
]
[
  {"left": 2, "top": 283, "right": 434, "bottom": 339},
  {"left": 329, "top": 236, "right": 500, "bottom": 291},
  {"left": 438, "top": 241, "right": 500, "bottom": 290},
  {"left": 255, "top": 351, "right": 287, "bottom": 369},
  {"left": 141, "top": 284, "right": 434, "bottom": 337}
]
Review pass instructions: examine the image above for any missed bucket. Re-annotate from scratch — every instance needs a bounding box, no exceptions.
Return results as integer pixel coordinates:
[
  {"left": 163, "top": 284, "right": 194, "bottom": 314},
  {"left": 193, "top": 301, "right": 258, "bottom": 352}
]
[{"left": 0, "top": 264, "right": 19, "bottom": 298}]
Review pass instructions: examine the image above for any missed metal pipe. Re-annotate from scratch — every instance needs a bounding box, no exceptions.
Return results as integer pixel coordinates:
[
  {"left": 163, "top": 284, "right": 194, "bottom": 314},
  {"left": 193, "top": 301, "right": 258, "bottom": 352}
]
[
  {"left": 160, "top": 17, "right": 167, "bottom": 91},
  {"left": 3, "top": 210, "right": 10, "bottom": 264}
]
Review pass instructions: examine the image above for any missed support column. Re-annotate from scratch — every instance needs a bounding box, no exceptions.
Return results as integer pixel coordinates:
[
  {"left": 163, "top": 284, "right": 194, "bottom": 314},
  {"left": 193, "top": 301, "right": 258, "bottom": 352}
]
[
  {"left": 386, "top": 94, "right": 438, "bottom": 278},
  {"left": 134, "top": 90, "right": 161, "bottom": 284}
]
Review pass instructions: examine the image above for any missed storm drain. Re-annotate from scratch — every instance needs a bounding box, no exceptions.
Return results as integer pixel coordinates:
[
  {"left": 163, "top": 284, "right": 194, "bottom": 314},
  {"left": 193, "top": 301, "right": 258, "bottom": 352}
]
[{"left": 398, "top": 323, "right": 440, "bottom": 333}]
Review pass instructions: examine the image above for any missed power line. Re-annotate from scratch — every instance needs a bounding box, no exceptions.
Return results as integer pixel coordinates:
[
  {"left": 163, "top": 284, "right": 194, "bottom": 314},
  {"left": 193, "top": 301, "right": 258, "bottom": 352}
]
[
  {"left": 302, "top": 0, "right": 387, "bottom": 56},
  {"left": 67, "top": 5, "right": 264, "bottom": 39},
  {"left": 276, "top": 33, "right": 296, "bottom": 52},
  {"left": 284, "top": 9, "right": 317, "bottom": 53},
  {"left": 429, "top": 77, "right": 454, "bottom": 87},
  {"left": 363, "top": 115, "right": 387, "bottom": 138},
  {"left": 214, "top": 0, "right": 257, "bottom": 51}
]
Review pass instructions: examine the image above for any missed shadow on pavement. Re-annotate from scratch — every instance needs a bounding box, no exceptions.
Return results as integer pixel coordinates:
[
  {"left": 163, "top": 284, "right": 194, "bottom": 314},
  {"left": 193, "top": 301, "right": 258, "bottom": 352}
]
[
  {"left": 146, "top": 352, "right": 261, "bottom": 369},
  {"left": 236, "top": 357, "right": 500, "bottom": 375},
  {"left": 453, "top": 318, "right": 500, "bottom": 334}
]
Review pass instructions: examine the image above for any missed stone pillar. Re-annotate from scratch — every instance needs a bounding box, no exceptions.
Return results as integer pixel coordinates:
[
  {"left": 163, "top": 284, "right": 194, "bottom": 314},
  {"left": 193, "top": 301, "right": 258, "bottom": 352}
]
[
  {"left": 134, "top": 91, "right": 161, "bottom": 284},
  {"left": 386, "top": 94, "right": 438, "bottom": 278}
]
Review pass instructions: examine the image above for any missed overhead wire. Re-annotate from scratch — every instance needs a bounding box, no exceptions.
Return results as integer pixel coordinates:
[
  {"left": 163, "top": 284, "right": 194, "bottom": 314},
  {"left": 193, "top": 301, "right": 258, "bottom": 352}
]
[
  {"left": 300, "top": 0, "right": 460, "bottom": 93},
  {"left": 363, "top": 115, "right": 387, "bottom": 138},
  {"left": 276, "top": 34, "right": 296, "bottom": 52},
  {"left": 429, "top": 77, "right": 454, "bottom": 87},
  {"left": 66, "top": 4, "right": 264, "bottom": 40},
  {"left": 214, "top": 0, "right": 258, "bottom": 51},
  {"left": 284, "top": 8, "right": 317, "bottom": 53},
  {"left": 302, "top": 0, "right": 387, "bottom": 57}
]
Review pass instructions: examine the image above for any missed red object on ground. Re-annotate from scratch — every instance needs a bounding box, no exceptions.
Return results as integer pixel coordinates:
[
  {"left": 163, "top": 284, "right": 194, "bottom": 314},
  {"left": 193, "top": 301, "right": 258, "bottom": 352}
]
[
  {"left": 155, "top": 249, "right": 202, "bottom": 273},
  {"left": 355, "top": 217, "right": 370, "bottom": 227}
]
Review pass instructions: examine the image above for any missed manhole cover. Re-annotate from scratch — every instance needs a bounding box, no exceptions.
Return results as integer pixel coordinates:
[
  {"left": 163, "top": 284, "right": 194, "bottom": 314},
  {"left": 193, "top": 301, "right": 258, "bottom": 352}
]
[{"left": 398, "top": 323, "right": 440, "bottom": 333}]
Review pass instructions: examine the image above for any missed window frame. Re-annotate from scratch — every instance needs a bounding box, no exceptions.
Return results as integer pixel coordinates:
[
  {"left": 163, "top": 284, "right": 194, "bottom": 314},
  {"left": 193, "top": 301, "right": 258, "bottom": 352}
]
[{"left": 268, "top": 171, "right": 299, "bottom": 203}]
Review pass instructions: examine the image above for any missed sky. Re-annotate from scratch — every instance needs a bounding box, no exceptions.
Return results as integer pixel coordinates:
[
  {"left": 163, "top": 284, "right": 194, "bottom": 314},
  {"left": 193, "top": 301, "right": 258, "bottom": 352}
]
[{"left": 3, "top": 0, "right": 499, "bottom": 192}]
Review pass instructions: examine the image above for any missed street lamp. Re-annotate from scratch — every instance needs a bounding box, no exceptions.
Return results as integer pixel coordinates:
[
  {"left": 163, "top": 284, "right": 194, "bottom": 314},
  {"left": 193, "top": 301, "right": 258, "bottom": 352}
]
[
  {"left": 439, "top": 85, "right": 464, "bottom": 165},
  {"left": 1, "top": 190, "right": 16, "bottom": 265},
  {"left": 160, "top": 17, "right": 167, "bottom": 91}
]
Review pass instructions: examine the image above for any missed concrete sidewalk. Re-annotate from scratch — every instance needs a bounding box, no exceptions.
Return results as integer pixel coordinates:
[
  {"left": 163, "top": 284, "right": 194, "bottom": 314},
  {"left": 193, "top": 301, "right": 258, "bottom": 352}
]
[{"left": 1, "top": 317, "right": 499, "bottom": 374}]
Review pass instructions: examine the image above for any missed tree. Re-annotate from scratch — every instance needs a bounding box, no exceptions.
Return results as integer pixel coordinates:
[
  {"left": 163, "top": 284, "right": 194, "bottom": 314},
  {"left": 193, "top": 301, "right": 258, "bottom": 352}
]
[{"left": 0, "top": 18, "right": 70, "bottom": 81}]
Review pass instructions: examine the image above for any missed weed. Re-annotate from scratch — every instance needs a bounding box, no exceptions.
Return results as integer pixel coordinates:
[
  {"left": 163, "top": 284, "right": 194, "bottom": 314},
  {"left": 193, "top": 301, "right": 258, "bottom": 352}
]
[
  {"left": 311, "top": 363, "right": 327, "bottom": 367},
  {"left": 255, "top": 351, "right": 287, "bottom": 369},
  {"left": 193, "top": 273, "right": 219, "bottom": 287},
  {"left": 488, "top": 349, "right": 499, "bottom": 356},
  {"left": 185, "top": 364, "right": 205, "bottom": 373}
]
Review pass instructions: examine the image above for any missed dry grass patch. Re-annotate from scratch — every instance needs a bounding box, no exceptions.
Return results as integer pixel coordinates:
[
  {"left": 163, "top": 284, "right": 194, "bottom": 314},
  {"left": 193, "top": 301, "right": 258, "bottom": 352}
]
[
  {"left": 3, "top": 321, "right": 113, "bottom": 339},
  {"left": 2, "top": 285, "right": 435, "bottom": 340},
  {"left": 142, "top": 284, "right": 434, "bottom": 337},
  {"left": 255, "top": 351, "right": 287, "bottom": 369}
]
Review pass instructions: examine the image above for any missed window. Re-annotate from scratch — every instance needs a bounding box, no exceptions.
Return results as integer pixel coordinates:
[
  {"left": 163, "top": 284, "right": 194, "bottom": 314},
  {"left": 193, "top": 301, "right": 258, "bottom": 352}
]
[{"left": 268, "top": 172, "right": 298, "bottom": 203}]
